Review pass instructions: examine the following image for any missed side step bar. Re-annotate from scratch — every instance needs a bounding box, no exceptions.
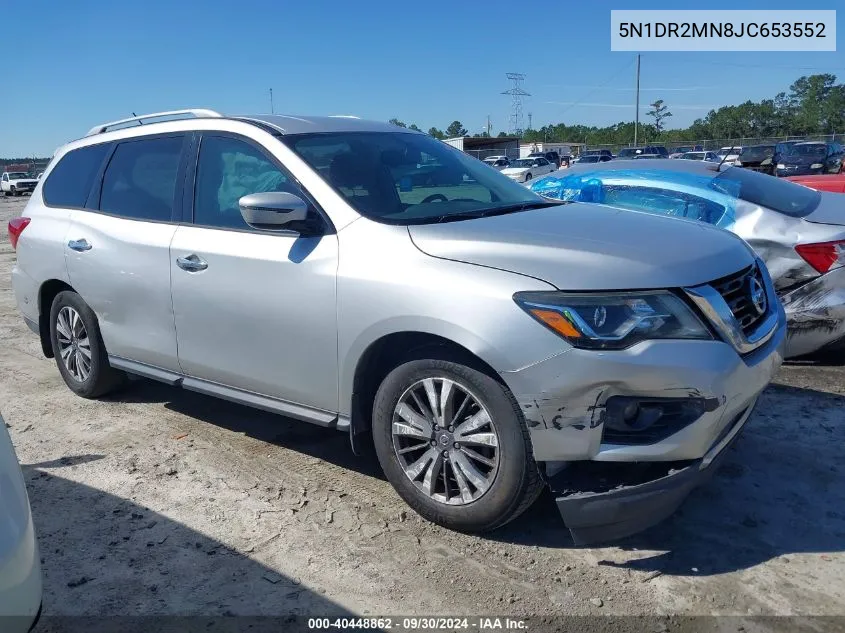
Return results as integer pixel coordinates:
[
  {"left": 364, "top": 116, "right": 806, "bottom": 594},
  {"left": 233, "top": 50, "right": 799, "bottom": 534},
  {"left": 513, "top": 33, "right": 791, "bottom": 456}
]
[{"left": 108, "top": 356, "right": 347, "bottom": 431}]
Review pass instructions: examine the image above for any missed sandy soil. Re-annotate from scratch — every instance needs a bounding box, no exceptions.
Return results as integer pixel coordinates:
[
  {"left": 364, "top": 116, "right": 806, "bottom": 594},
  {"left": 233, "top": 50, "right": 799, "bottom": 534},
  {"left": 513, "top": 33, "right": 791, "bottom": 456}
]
[{"left": 1, "top": 195, "right": 843, "bottom": 630}]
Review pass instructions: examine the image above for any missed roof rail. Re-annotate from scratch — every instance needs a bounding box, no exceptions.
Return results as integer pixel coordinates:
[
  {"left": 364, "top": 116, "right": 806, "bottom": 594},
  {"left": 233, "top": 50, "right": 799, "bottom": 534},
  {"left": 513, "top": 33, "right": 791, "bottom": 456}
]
[{"left": 85, "top": 109, "right": 224, "bottom": 136}]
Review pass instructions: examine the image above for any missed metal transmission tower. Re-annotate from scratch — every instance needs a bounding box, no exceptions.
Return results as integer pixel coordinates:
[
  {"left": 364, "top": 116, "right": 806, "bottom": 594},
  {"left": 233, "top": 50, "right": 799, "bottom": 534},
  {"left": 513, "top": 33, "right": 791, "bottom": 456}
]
[{"left": 502, "top": 73, "right": 530, "bottom": 137}]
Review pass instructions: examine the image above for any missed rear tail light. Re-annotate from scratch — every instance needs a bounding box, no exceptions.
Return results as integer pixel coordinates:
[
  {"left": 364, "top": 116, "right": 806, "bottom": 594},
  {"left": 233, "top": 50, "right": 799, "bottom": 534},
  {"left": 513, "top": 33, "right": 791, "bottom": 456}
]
[
  {"left": 795, "top": 240, "right": 845, "bottom": 274},
  {"left": 7, "top": 217, "right": 30, "bottom": 250}
]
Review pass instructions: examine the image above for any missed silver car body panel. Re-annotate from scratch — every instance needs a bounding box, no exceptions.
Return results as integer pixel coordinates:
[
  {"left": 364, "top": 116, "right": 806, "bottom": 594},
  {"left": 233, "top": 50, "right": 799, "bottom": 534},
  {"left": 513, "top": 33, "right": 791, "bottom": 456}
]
[
  {"left": 12, "top": 114, "right": 785, "bottom": 470},
  {"left": 0, "top": 415, "right": 42, "bottom": 629},
  {"left": 408, "top": 202, "right": 754, "bottom": 290},
  {"left": 65, "top": 211, "right": 181, "bottom": 371}
]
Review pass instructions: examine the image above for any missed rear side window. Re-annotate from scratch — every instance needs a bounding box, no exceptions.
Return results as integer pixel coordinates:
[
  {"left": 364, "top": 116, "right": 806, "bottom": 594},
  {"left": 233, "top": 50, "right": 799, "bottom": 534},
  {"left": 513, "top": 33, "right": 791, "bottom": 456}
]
[
  {"left": 99, "top": 136, "right": 184, "bottom": 222},
  {"left": 42, "top": 143, "right": 110, "bottom": 208},
  {"left": 711, "top": 167, "right": 820, "bottom": 218}
]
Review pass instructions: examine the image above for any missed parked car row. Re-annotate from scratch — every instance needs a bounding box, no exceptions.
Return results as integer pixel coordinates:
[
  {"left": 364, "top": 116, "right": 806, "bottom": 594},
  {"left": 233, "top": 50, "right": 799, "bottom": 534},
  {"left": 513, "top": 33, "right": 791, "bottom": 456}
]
[{"left": 8, "top": 109, "right": 788, "bottom": 547}]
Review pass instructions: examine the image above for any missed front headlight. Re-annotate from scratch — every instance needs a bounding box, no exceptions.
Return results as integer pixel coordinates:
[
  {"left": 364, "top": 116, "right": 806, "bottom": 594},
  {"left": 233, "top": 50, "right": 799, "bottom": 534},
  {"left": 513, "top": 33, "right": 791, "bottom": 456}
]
[
  {"left": 777, "top": 163, "right": 786, "bottom": 169},
  {"left": 514, "top": 291, "right": 712, "bottom": 350},
  {"left": 811, "top": 163, "right": 824, "bottom": 169}
]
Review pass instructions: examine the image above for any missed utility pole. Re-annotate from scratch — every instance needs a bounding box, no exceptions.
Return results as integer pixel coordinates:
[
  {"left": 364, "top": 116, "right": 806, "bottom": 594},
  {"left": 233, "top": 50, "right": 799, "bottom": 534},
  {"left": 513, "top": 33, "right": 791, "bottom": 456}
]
[
  {"left": 486, "top": 115, "right": 492, "bottom": 137},
  {"left": 528, "top": 112, "right": 533, "bottom": 130},
  {"left": 634, "top": 54, "right": 640, "bottom": 147},
  {"left": 269, "top": 88, "right": 274, "bottom": 114}
]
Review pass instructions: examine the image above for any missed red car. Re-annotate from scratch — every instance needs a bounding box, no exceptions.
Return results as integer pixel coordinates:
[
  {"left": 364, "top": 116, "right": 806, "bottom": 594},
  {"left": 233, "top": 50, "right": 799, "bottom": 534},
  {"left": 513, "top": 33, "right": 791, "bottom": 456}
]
[{"left": 786, "top": 173, "right": 845, "bottom": 193}]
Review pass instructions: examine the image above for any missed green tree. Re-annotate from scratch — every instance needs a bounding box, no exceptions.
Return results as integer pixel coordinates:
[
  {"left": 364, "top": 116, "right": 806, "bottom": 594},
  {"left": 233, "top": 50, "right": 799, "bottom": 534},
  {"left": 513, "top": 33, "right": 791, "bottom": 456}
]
[
  {"left": 428, "top": 127, "right": 445, "bottom": 139},
  {"left": 445, "top": 121, "right": 468, "bottom": 137},
  {"left": 388, "top": 118, "right": 407, "bottom": 128},
  {"left": 408, "top": 124, "right": 421, "bottom": 131},
  {"left": 646, "top": 99, "right": 673, "bottom": 134}
]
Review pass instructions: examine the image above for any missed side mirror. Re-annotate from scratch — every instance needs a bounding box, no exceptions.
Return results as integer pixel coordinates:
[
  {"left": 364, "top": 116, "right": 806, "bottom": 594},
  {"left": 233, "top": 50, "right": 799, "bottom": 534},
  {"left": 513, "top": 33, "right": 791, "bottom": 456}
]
[{"left": 238, "top": 192, "right": 309, "bottom": 230}]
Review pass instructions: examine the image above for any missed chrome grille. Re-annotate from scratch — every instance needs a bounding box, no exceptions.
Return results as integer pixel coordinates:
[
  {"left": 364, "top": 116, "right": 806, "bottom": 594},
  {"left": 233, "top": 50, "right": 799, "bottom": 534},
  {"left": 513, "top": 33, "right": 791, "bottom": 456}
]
[{"left": 711, "top": 265, "right": 768, "bottom": 335}]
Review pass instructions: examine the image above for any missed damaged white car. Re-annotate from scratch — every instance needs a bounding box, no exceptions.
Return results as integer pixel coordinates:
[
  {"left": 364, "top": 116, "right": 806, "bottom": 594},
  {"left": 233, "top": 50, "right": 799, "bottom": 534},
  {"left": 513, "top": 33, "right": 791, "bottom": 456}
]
[{"left": 530, "top": 160, "right": 845, "bottom": 358}]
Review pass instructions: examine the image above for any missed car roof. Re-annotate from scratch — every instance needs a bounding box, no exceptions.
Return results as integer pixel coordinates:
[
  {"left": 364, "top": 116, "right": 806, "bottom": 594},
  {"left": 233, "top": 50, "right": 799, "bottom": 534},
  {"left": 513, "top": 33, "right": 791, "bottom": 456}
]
[{"left": 794, "top": 141, "right": 826, "bottom": 146}]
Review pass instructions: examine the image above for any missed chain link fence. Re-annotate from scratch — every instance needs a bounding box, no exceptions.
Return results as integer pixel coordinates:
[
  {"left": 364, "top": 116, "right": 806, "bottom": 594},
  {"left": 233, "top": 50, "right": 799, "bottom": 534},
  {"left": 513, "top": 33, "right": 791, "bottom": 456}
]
[{"left": 584, "top": 134, "right": 845, "bottom": 155}]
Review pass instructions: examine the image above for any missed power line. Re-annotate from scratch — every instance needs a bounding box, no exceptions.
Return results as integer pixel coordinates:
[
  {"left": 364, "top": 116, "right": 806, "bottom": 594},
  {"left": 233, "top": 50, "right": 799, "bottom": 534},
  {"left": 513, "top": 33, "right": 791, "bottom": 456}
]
[{"left": 554, "top": 58, "right": 635, "bottom": 118}]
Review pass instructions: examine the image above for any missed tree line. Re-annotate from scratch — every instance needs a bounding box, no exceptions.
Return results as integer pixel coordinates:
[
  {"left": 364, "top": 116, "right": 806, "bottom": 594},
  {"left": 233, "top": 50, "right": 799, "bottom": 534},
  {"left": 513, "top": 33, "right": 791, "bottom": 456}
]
[{"left": 389, "top": 74, "right": 845, "bottom": 146}]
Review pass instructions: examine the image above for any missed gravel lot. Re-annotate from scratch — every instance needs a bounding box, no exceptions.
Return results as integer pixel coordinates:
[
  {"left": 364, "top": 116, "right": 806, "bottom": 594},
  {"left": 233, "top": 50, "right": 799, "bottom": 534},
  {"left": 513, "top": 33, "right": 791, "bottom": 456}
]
[{"left": 1, "top": 195, "right": 844, "bottom": 629}]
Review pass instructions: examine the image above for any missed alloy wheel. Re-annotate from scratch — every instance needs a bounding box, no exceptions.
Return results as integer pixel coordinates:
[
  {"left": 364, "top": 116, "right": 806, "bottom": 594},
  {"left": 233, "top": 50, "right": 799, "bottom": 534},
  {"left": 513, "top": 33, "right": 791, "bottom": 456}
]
[
  {"left": 56, "top": 306, "right": 91, "bottom": 382},
  {"left": 391, "top": 377, "right": 500, "bottom": 505}
]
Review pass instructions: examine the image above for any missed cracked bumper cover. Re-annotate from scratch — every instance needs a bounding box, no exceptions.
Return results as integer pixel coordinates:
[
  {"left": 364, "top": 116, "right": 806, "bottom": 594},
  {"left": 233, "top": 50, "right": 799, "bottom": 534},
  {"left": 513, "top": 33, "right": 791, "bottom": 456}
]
[
  {"left": 499, "top": 306, "right": 786, "bottom": 542},
  {"left": 781, "top": 266, "right": 845, "bottom": 357}
]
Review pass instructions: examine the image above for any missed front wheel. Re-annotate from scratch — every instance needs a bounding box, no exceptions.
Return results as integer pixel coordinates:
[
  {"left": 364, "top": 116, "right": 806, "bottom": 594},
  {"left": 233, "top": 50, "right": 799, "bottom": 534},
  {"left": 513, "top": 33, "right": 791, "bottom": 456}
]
[
  {"left": 524, "top": 173, "right": 532, "bottom": 182},
  {"left": 49, "top": 291, "right": 125, "bottom": 398},
  {"left": 372, "top": 357, "right": 542, "bottom": 532},
  {"left": 10, "top": 186, "right": 17, "bottom": 196}
]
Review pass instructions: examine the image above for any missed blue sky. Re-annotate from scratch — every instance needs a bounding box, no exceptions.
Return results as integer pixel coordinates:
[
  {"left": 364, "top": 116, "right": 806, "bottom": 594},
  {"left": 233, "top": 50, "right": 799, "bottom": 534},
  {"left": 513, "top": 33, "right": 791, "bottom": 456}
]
[{"left": 1, "top": 0, "right": 843, "bottom": 156}]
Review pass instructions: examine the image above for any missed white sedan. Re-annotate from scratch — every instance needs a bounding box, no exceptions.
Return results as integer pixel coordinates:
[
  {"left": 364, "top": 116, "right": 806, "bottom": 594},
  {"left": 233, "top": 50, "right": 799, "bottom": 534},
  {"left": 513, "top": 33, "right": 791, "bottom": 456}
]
[
  {"left": 0, "top": 413, "right": 42, "bottom": 632},
  {"left": 501, "top": 157, "right": 556, "bottom": 183}
]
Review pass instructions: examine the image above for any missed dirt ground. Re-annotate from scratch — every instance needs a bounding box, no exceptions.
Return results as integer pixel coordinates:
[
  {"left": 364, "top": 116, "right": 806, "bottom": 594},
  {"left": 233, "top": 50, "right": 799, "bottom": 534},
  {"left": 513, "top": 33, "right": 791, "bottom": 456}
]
[{"left": 1, "top": 195, "right": 844, "bottom": 629}]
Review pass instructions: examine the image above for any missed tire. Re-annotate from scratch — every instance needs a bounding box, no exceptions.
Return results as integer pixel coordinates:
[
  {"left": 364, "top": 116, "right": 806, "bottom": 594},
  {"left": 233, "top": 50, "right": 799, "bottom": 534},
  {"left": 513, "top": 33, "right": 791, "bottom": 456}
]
[
  {"left": 372, "top": 356, "right": 543, "bottom": 532},
  {"left": 524, "top": 173, "right": 532, "bottom": 181},
  {"left": 49, "top": 291, "right": 125, "bottom": 398},
  {"left": 10, "top": 186, "right": 17, "bottom": 196}
]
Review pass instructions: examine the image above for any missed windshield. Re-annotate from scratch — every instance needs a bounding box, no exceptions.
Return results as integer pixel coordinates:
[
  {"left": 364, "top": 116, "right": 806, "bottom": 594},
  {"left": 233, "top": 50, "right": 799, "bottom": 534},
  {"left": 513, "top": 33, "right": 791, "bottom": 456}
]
[
  {"left": 788, "top": 144, "right": 826, "bottom": 157},
  {"left": 282, "top": 131, "right": 552, "bottom": 224},
  {"left": 577, "top": 155, "right": 601, "bottom": 163},
  {"left": 617, "top": 148, "right": 639, "bottom": 158},
  {"left": 510, "top": 159, "right": 537, "bottom": 168},
  {"left": 8, "top": 172, "right": 29, "bottom": 179},
  {"left": 710, "top": 167, "right": 820, "bottom": 217},
  {"left": 740, "top": 146, "right": 775, "bottom": 160},
  {"left": 681, "top": 152, "right": 705, "bottom": 160}
]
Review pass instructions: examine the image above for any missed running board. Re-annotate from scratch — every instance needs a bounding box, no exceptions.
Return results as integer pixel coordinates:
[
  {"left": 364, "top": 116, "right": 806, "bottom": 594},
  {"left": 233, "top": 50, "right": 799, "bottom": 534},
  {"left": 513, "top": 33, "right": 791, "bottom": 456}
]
[{"left": 108, "top": 356, "right": 346, "bottom": 430}]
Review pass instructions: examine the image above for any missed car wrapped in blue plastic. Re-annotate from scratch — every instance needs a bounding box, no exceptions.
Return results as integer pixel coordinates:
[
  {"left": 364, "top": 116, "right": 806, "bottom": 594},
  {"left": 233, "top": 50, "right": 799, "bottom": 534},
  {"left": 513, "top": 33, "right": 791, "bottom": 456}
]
[{"left": 529, "top": 160, "right": 845, "bottom": 358}]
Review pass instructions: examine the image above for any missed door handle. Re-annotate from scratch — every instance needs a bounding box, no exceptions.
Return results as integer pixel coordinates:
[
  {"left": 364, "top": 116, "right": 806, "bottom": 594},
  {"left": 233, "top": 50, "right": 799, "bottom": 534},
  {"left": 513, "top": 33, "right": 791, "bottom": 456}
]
[
  {"left": 68, "top": 239, "right": 92, "bottom": 252},
  {"left": 176, "top": 254, "right": 208, "bottom": 272}
]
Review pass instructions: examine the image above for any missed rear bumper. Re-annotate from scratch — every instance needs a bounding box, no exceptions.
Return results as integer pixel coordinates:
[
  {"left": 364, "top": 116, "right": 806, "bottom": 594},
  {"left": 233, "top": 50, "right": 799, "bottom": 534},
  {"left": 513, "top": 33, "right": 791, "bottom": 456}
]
[
  {"left": 781, "top": 266, "right": 845, "bottom": 357},
  {"left": 552, "top": 400, "right": 755, "bottom": 545}
]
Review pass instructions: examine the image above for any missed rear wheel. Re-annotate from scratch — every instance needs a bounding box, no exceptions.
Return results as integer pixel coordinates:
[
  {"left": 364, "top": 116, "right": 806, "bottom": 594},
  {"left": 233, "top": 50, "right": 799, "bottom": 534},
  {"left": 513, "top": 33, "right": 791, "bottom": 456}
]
[
  {"left": 49, "top": 291, "right": 125, "bottom": 398},
  {"left": 372, "top": 356, "right": 542, "bottom": 532}
]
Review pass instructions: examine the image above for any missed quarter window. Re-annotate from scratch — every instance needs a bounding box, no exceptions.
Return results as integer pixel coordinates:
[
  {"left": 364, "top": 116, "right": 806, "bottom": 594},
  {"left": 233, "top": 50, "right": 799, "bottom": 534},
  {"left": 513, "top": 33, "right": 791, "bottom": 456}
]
[
  {"left": 43, "top": 143, "right": 110, "bottom": 208},
  {"left": 99, "top": 136, "right": 184, "bottom": 221},
  {"left": 193, "top": 135, "right": 304, "bottom": 230}
]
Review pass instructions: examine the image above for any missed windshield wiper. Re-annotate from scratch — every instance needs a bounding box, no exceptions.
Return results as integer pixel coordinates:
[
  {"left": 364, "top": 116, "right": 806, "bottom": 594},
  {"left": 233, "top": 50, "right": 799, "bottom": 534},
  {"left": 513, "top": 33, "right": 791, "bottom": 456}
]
[{"left": 433, "top": 200, "right": 565, "bottom": 223}]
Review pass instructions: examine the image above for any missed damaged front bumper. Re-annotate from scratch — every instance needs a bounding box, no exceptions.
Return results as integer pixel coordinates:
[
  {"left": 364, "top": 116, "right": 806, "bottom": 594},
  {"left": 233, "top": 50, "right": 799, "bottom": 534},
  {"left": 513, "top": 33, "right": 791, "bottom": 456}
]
[
  {"left": 500, "top": 307, "right": 785, "bottom": 542},
  {"left": 781, "top": 266, "right": 845, "bottom": 357},
  {"left": 551, "top": 400, "right": 755, "bottom": 545}
]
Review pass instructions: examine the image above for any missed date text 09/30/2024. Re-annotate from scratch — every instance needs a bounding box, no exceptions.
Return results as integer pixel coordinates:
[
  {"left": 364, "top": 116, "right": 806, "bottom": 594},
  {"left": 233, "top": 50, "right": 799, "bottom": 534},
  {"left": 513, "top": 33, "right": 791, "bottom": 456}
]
[{"left": 307, "top": 617, "right": 528, "bottom": 630}]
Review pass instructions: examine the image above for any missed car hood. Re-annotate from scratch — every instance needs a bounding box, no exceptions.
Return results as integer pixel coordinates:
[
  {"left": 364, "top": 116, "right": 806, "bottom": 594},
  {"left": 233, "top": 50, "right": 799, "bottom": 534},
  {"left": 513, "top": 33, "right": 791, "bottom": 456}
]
[
  {"left": 501, "top": 167, "right": 529, "bottom": 175},
  {"left": 804, "top": 191, "right": 845, "bottom": 225},
  {"left": 408, "top": 203, "right": 754, "bottom": 290},
  {"left": 8, "top": 179, "right": 37, "bottom": 185}
]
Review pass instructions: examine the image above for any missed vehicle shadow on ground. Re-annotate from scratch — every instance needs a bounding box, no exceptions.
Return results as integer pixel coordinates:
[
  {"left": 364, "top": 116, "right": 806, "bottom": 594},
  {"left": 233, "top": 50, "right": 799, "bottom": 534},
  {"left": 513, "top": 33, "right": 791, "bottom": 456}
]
[
  {"left": 492, "top": 384, "right": 845, "bottom": 576},
  {"left": 104, "top": 379, "right": 386, "bottom": 481},
  {"left": 105, "top": 379, "right": 845, "bottom": 576},
  {"left": 21, "top": 460, "right": 351, "bottom": 626}
]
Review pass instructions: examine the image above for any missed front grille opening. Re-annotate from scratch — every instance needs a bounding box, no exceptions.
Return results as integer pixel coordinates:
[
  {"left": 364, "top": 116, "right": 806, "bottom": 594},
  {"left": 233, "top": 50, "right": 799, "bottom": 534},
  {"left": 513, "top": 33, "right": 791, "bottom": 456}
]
[
  {"left": 601, "top": 395, "right": 715, "bottom": 446},
  {"left": 711, "top": 264, "right": 768, "bottom": 336}
]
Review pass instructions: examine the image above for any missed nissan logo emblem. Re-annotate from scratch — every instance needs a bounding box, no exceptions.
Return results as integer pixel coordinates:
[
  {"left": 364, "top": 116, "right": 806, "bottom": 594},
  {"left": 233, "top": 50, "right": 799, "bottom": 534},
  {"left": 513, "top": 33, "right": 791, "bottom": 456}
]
[{"left": 749, "top": 276, "right": 767, "bottom": 316}]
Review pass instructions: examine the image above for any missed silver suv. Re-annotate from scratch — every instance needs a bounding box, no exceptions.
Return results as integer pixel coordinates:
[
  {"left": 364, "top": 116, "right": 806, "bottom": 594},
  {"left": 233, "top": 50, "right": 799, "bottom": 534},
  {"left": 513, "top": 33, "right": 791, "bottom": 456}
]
[{"left": 9, "top": 110, "right": 786, "bottom": 543}]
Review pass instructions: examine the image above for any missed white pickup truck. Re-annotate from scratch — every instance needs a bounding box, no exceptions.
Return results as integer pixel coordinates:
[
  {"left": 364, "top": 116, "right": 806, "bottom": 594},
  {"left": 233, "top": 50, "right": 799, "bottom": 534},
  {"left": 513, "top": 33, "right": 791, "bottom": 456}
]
[{"left": 1, "top": 172, "right": 39, "bottom": 196}]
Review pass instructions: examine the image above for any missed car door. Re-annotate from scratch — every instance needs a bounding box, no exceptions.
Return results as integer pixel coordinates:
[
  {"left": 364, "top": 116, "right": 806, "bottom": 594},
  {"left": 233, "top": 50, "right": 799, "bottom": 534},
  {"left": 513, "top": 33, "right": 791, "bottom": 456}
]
[
  {"left": 64, "top": 133, "right": 188, "bottom": 371},
  {"left": 170, "top": 132, "right": 339, "bottom": 417}
]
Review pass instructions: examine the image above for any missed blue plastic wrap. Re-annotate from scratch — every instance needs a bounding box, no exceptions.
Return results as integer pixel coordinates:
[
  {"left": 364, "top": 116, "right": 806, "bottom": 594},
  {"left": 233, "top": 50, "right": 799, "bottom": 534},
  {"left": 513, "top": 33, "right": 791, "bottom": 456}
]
[{"left": 530, "top": 169, "right": 739, "bottom": 229}]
